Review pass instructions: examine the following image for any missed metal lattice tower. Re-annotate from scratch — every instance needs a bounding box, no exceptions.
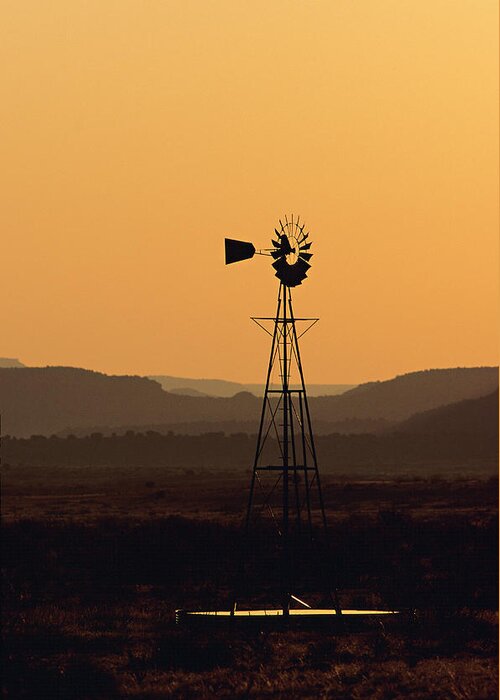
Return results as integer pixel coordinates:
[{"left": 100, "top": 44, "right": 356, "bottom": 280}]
[{"left": 244, "top": 283, "right": 330, "bottom": 614}]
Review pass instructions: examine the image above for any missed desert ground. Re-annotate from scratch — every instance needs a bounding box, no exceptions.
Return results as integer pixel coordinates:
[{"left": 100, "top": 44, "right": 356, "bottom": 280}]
[{"left": 2, "top": 461, "right": 498, "bottom": 699}]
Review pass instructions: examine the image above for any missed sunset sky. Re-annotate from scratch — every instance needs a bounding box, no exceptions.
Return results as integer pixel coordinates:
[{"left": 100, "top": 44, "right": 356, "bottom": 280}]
[{"left": 1, "top": 1, "right": 498, "bottom": 384}]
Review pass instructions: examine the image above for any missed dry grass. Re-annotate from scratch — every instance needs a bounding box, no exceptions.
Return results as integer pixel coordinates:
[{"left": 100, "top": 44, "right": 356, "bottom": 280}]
[
  {"left": 2, "top": 468, "right": 498, "bottom": 698},
  {"left": 3, "top": 591, "right": 498, "bottom": 698}
]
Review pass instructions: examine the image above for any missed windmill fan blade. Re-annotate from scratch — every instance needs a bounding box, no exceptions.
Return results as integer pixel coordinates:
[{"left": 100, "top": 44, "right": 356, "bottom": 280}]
[
  {"left": 225, "top": 238, "right": 256, "bottom": 265},
  {"left": 296, "top": 257, "right": 311, "bottom": 275},
  {"left": 272, "top": 257, "right": 286, "bottom": 271},
  {"left": 299, "top": 252, "right": 313, "bottom": 261},
  {"left": 272, "top": 258, "right": 292, "bottom": 283},
  {"left": 298, "top": 232, "right": 309, "bottom": 244},
  {"left": 300, "top": 242, "right": 312, "bottom": 251},
  {"left": 272, "top": 256, "right": 310, "bottom": 287}
]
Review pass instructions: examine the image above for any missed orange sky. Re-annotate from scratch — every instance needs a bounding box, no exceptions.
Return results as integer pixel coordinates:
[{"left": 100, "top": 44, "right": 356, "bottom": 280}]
[{"left": 1, "top": 1, "right": 498, "bottom": 384}]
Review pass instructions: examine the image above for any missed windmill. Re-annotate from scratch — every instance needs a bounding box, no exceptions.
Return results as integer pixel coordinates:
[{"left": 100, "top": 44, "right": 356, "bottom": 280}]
[
  {"left": 225, "top": 215, "right": 336, "bottom": 618},
  {"left": 176, "top": 215, "right": 398, "bottom": 626}
]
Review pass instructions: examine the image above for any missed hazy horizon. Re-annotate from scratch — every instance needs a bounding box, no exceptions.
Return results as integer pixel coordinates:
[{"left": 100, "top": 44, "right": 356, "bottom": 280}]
[{"left": 1, "top": 356, "right": 498, "bottom": 390}]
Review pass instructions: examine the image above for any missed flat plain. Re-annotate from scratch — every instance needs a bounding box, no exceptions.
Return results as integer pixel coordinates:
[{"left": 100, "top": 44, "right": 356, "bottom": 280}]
[{"left": 2, "top": 462, "right": 498, "bottom": 699}]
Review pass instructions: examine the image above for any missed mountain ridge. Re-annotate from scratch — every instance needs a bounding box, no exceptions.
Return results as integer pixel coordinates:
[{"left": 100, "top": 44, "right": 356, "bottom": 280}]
[
  {"left": 393, "top": 389, "right": 499, "bottom": 435},
  {"left": 0, "top": 365, "right": 497, "bottom": 437}
]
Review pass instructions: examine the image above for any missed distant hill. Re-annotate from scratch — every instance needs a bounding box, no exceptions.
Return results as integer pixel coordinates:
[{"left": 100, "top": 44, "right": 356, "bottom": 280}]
[
  {"left": 310, "top": 367, "right": 498, "bottom": 425},
  {"left": 167, "top": 387, "right": 210, "bottom": 398},
  {"left": 0, "top": 358, "right": 25, "bottom": 368},
  {"left": 0, "top": 365, "right": 497, "bottom": 438},
  {"left": 0, "top": 368, "right": 269, "bottom": 437},
  {"left": 149, "top": 374, "right": 355, "bottom": 398},
  {"left": 0, "top": 367, "right": 193, "bottom": 437},
  {"left": 149, "top": 375, "right": 249, "bottom": 398},
  {"left": 393, "top": 389, "right": 499, "bottom": 436}
]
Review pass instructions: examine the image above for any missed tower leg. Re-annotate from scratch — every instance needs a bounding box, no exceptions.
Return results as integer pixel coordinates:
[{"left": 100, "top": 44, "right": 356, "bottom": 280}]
[
  {"left": 245, "top": 286, "right": 283, "bottom": 534},
  {"left": 288, "top": 295, "right": 342, "bottom": 616}
]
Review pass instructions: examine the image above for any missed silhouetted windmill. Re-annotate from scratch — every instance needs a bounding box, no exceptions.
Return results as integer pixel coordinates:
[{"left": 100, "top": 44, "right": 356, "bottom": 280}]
[
  {"left": 225, "top": 215, "right": 335, "bottom": 617},
  {"left": 176, "top": 215, "right": 399, "bottom": 627}
]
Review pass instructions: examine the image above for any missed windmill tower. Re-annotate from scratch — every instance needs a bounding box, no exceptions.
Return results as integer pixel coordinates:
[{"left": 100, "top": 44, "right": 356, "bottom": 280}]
[{"left": 225, "top": 215, "right": 340, "bottom": 617}]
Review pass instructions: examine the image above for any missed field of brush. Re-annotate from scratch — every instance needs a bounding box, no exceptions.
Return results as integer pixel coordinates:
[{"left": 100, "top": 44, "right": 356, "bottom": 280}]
[{"left": 2, "top": 463, "right": 498, "bottom": 699}]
